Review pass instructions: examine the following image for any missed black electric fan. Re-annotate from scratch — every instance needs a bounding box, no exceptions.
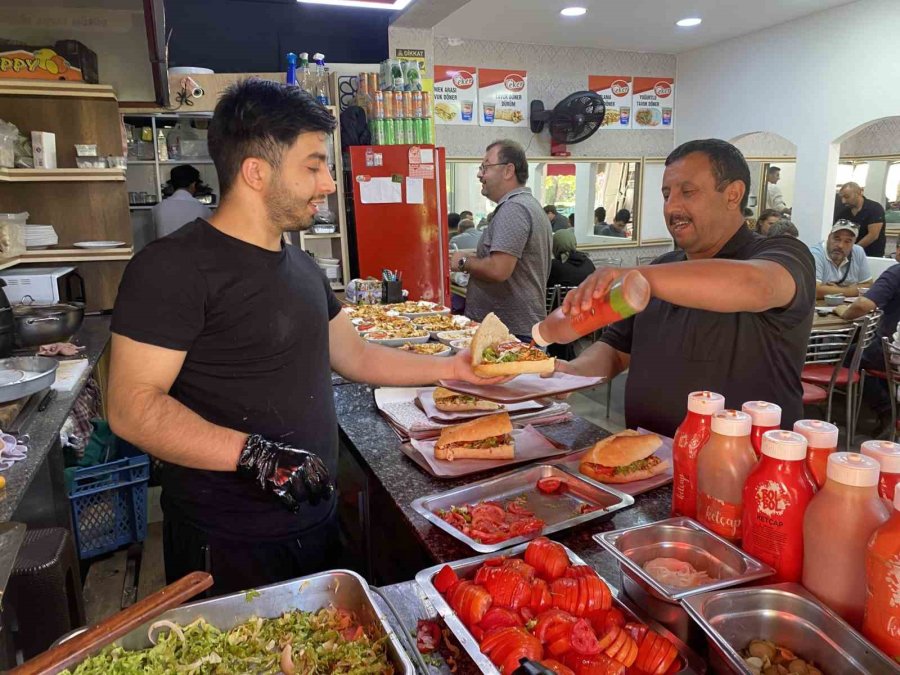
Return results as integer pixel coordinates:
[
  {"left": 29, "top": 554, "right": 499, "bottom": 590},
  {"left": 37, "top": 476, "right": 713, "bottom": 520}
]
[{"left": 530, "top": 91, "right": 607, "bottom": 144}]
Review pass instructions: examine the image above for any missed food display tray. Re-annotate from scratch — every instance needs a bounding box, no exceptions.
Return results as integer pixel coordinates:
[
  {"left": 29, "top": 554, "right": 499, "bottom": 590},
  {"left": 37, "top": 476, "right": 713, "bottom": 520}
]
[
  {"left": 682, "top": 582, "right": 897, "bottom": 674},
  {"left": 415, "top": 542, "right": 706, "bottom": 675},
  {"left": 363, "top": 333, "right": 431, "bottom": 347},
  {"left": 411, "top": 463, "right": 634, "bottom": 553},
  {"left": 438, "top": 372, "right": 605, "bottom": 404}
]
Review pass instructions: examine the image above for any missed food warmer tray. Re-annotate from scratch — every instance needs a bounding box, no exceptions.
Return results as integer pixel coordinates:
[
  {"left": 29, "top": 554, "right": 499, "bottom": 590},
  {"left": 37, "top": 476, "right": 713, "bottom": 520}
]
[{"left": 0, "top": 356, "right": 58, "bottom": 403}]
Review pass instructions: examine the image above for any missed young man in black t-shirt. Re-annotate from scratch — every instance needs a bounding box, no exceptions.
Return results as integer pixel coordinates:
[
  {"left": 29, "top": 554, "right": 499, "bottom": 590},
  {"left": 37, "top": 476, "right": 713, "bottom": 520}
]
[{"left": 109, "top": 80, "right": 504, "bottom": 596}]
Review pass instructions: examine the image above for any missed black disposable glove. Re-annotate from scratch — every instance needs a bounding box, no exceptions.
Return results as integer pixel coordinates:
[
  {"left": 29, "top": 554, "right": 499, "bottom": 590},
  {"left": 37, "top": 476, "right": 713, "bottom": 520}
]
[{"left": 237, "top": 434, "right": 334, "bottom": 511}]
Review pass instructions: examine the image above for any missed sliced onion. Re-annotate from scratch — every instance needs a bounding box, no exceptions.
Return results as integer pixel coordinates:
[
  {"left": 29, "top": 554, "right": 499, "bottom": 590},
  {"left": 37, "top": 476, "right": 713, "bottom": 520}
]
[{"left": 147, "top": 619, "right": 185, "bottom": 645}]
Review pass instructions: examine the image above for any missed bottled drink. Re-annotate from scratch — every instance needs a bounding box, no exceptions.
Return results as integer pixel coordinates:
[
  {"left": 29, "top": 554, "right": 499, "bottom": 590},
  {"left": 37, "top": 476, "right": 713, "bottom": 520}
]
[
  {"left": 803, "top": 452, "right": 890, "bottom": 628},
  {"left": 298, "top": 52, "right": 311, "bottom": 93},
  {"left": 741, "top": 401, "right": 782, "bottom": 458},
  {"left": 792, "top": 420, "right": 838, "bottom": 488},
  {"left": 356, "top": 72, "right": 370, "bottom": 114},
  {"left": 863, "top": 483, "right": 900, "bottom": 659},
  {"left": 861, "top": 439, "right": 900, "bottom": 506},
  {"left": 742, "top": 430, "right": 816, "bottom": 582},
  {"left": 313, "top": 53, "right": 329, "bottom": 105},
  {"left": 286, "top": 52, "right": 298, "bottom": 87},
  {"left": 671, "top": 391, "right": 726, "bottom": 518},
  {"left": 531, "top": 270, "right": 651, "bottom": 347},
  {"left": 696, "top": 410, "right": 758, "bottom": 543}
]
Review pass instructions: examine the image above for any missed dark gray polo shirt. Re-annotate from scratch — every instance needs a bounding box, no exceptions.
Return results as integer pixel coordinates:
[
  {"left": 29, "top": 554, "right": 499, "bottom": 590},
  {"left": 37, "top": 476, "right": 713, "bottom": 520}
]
[{"left": 600, "top": 228, "right": 815, "bottom": 437}]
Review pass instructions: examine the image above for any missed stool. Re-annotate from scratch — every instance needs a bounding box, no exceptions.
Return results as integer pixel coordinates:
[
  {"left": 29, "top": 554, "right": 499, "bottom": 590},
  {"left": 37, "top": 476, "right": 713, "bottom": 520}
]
[{"left": 6, "top": 527, "right": 85, "bottom": 660}]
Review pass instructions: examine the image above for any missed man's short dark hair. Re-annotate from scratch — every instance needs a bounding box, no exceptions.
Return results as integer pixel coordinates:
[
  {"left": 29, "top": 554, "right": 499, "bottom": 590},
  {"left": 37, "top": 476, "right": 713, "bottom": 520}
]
[
  {"left": 614, "top": 208, "right": 631, "bottom": 224},
  {"left": 487, "top": 139, "right": 528, "bottom": 185},
  {"left": 170, "top": 164, "right": 201, "bottom": 190},
  {"left": 767, "top": 219, "right": 798, "bottom": 238},
  {"left": 208, "top": 78, "right": 336, "bottom": 197},
  {"left": 666, "top": 139, "right": 752, "bottom": 211},
  {"left": 457, "top": 219, "right": 474, "bottom": 233},
  {"left": 543, "top": 205, "right": 558, "bottom": 215},
  {"left": 757, "top": 208, "right": 781, "bottom": 223},
  {"left": 460, "top": 210, "right": 473, "bottom": 219},
  {"left": 448, "top": 212, "right": 460, "bottom": 231},
  {"left": 594, "top": 206, "right": 606, "bottom": 222},
  {"left": 768, "top": 165, "right": 781, "bottom": 175}
]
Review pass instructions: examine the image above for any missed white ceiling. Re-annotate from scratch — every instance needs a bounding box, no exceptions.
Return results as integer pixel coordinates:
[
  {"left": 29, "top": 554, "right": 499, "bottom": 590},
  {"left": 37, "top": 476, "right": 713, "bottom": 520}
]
[{"left": 433, "top": 0, "right": 857, "bottom": 54}]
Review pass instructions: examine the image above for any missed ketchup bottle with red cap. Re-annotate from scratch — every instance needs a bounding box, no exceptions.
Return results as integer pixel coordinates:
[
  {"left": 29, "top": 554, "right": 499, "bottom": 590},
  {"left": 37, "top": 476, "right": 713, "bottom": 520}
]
[
  {"left": 860, "top": 440, "right": 900, "bottom": 507},
  {"left": 741, "top": 400, "right": 782, "bottom": 458},
  {"left": 672, "top": 391, "right": 725, "bottom": 518},
  {"left": 792, "top": 419, "right": 838, "bottom": 488}
]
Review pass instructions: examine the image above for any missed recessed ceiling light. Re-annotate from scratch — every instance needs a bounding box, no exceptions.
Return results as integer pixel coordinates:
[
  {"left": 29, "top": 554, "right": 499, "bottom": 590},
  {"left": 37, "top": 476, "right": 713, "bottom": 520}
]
[
  {"left": 560, "top": 7, "right": 587, "bottom": 17},
  {"left": 676, "top": 17, "right": 702, "bottom": 27}
]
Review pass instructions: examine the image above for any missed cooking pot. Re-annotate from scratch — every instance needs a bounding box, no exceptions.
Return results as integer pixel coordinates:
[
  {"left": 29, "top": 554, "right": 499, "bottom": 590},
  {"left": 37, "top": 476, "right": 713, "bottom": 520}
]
[{"left": 12, "top": 302, "right": 84, "bottom": 348}]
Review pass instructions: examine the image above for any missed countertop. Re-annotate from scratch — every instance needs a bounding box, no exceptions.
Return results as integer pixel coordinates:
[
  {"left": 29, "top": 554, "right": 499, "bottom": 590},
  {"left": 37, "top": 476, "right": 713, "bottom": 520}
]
[
  {"left": 0, "top": 316, "right": 111, "bottom": 523},
  {"left": 334, "top": 382, "right": 672, "bottom": 586}
]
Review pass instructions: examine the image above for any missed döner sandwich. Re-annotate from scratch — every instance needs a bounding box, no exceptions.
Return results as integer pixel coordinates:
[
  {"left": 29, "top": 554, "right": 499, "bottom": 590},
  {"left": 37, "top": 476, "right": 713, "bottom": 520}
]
[
  {"left": 579, "top": 430, "right": 670, "bottom": 483},
  {"left": 434, "top": 412, "right": 514, "bottom": 461},
  {"left": 471, "top": 313, "right": 555, "bottom": 377},
  {"left": 433, "top": 387, "right": 503, "bottom": 413}
]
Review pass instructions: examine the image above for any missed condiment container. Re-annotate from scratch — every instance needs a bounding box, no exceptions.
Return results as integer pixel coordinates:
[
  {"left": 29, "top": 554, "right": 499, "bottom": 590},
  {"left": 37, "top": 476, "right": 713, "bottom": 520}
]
[
  {"left": 672, "top": 391, "right": 725, "bottom": 519},
  {"left": 863, "top": 484, "right": 900, "bottom": 660},
  {"left": 792, "top": 419, "right": 838, "bottom": 488},
  {"left": 803, "top": 452, "right": 890, "bottom": 628},
  {"left": 860, "top": 439, "right": 900, "bottom": 506},
  {"left": 740, "top": 400, "right": 781, "bottom": 458}
]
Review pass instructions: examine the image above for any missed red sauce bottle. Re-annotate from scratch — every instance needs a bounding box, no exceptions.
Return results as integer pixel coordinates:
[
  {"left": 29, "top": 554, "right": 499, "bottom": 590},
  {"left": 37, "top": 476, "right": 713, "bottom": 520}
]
[
  {"left": 741, "top": 401, "right": 782, "bottom": 458},
  {"left": 863, "top": 483, "right": 900, "bottom": 659},
  {"left": 672, "top": 391, "right": 725, "bottom": 519},
  {"left": 792, "top": 419, "right": 838, "bottom": 489},
  {"left": 861, "top": 440, "right": 900, "bottom": 507},
  {"left": 742, "top": 430, "right": 817, "bottom": 582}
]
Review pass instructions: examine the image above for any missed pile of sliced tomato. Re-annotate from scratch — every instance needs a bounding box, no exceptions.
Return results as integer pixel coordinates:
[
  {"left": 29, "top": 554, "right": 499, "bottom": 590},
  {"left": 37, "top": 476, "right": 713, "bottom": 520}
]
[
  {"left": 436, "top": 498, "right": 545, "bottom": 545},
  {"left": 432, "top": 537, "right": 681, "bottom": 675}
]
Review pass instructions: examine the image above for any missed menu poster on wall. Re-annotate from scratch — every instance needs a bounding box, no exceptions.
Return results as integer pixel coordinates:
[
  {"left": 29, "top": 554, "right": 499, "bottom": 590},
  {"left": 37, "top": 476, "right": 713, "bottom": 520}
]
[
  {"left": 433, "top": 65, "right": 478, "bottom": 126},
  {"left": 588, "top": 75, "right": 633, "bottom": 130},
  {"left": 477, "top": 68, "right": 528, "bottom": 127},
  {"left": 632, "top": 77, "right": 675, "bottom": 130}
]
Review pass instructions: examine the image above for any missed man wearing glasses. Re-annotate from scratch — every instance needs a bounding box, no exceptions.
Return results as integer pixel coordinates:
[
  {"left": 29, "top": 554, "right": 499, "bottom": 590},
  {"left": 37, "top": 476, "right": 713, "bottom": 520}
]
[{"left": 451, "top": 140, "right": 552, "bottom": 341}]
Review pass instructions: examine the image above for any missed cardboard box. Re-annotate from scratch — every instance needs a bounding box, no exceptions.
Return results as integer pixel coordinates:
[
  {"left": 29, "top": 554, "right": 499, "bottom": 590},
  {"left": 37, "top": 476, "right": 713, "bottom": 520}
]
[
  {"left": 31, "top": 132, "right": 57, "bottom": 169},
  {"left": 0, "top": 39, "right": 98, "bottom": 83}
]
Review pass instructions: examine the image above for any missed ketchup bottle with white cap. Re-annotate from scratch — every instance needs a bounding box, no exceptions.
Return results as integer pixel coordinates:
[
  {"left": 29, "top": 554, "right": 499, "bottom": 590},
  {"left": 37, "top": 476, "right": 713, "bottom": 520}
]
[
  {"left": 863, "top": 483, "right": 900, "bottom": 659},
  {"left": 696, "top": 410, "right": 758, "bottom": 543},
  {"left": 792, "top": 419, "right": 839, "bottom": 488},
  {"left": 860, "top": 439, "right": 900, "bottom": 506},
  {"left": 802, "top": 452, "right": 890, "bottom": 628},
  {"left": 741, "top": 401, "right": 782, "bottom": 458},
  {"left": 672, "top": 391, "right": 726, "bottom": 518},
  {"left": 741, "top": 430, "right": 816, "bottom": 582}
]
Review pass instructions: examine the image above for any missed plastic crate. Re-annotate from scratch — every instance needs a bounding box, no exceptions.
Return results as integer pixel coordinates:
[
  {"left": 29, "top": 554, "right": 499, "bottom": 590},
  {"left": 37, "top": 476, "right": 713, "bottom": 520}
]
[{"left": 68, "top": 443, "right": 149, "bottom": 559}]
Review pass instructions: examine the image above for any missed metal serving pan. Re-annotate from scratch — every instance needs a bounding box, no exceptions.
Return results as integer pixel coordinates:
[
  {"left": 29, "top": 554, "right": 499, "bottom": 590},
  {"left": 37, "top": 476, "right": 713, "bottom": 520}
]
[
  {"left": 0, "top": 356, "right": 57, "bottom": 403},
  {"left": 58, "top": 569, "right": 414, "bottom": 674},
  {"left": 682, "top": 582, "right": 898, "bottom": 674},
  {"left": 412, "top": 463, "right": 634, "bottom": 553},
  {"left": 594, "top": 517, "right": 774, "bottom": 645},
  {"left": 416, "top": 541, "right": 706, "bottom": 675}
]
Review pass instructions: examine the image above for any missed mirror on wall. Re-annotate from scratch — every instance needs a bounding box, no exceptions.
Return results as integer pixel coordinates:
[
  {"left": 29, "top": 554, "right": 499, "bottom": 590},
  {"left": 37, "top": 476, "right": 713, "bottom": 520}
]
[
  {"left": 835, "top": 159, "right": 900, "bottom": 226},
  {"left": 759, "top": 162, "right": 796, "bottom": 216},
  {"left": 447, "top": 159, "right": 641, "bottom": 247}
]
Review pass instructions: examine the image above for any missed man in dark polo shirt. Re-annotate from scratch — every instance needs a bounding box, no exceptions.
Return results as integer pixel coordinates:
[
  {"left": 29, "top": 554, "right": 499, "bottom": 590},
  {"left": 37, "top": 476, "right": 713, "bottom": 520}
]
[
  {"left": 837, "top": 182, "right": 886, "bottom": 257},
  {"left": 556, "top": 139, "right": 815, "bottom": 437}
]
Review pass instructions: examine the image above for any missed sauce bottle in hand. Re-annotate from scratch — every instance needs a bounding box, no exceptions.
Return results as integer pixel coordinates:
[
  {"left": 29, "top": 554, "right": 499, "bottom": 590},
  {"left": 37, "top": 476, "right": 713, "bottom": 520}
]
[
  {"left": 672, "top": 391, "right": 726, "bottom": 519},
  {"left": 860, "top": 439, "right": 900, "bottom": 507},
  {"left": 741, "top": 401, "right": 782, "bottom": 458},
  {"left": 863, "top": 483, "right": 900, "bottom": 660},
  {"left": 792, "top": 419, "right": 838, "bottom": 488}
]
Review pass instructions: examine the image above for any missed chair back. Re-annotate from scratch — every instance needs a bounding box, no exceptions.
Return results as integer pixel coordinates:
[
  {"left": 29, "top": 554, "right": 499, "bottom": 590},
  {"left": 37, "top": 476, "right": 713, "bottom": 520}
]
[
  {"left": 597, "top": 257, "right": 623, "bottom": 267},
  {"left": 847, "top": 309, "right": 883, "bottom": 375},
  {"left": 882, "top": 336, "right": 900, "bottom": 398},
  {"left": 805, "top": 324, "right": 859, "bottom": 394},
  {"left": 636, "top": 255, "right": 657, "bottom": 265},
  {"left": 545, "top": 285, "right": 559, "bottom": 313}
]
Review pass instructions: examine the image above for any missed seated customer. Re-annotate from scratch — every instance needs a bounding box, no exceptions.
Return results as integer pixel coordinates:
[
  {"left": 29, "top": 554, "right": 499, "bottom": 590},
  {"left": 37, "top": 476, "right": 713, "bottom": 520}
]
[
  {"left": 597, "top": 209, "right": 629, "bottom": 238},
  {"left": 449, "top": 218, "right": 482, "bottom": 251},
  {"left": 809, "top": 220, "right": 872, "bottom": 300},
  {"left": 593, "top": 206, "right": 609, "bottom": 235},
  {"left": 767, "top": 218, "right": 799, "bottom": 238},
  {"left": 548, "top": 228, "right": 596, "bottom": 288},
  {"left": 756, "top": 208, "right": 783, "bottom": 235},
  {"left": 544, "top": 205, "right": 571, "bottom": 232}
]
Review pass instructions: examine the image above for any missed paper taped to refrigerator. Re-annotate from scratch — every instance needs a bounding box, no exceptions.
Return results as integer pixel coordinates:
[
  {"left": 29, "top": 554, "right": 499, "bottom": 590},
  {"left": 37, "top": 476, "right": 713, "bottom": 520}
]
[
  {"left": 406, "top": 177, "right": 424, "bottom": 204},
  {"left": 360, "top": 177, "right": 402, "bottom": 204}
]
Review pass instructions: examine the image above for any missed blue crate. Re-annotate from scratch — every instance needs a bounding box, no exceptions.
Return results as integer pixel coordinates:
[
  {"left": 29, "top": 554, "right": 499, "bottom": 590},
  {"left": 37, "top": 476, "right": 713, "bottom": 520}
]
[{"left": 68, "top": 443, "right": 149, "bottom": 559}]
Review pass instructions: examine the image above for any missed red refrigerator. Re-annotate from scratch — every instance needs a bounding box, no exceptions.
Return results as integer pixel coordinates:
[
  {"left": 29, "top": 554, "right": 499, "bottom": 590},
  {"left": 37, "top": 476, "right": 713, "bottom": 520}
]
[{"left": 349, "top": 145, "right": 449, "bottom": 305}]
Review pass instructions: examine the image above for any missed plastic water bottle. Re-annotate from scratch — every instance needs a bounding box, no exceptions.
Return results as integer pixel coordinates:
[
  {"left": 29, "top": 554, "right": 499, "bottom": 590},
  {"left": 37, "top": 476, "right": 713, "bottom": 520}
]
[
  {"left": 285, "top": 52, "right": 297, "bottom": 87},
  {"left": 313, "top": 53, "right": 329, "bottom": 105}
]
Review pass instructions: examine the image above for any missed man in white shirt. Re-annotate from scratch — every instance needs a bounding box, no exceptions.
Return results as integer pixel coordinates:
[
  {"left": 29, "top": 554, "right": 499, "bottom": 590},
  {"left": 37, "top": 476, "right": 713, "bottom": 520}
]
[
  {"left": 765, "top": 165, "right": 790, "bottom": 214},
  {"left": 152, "top": 165, "right": 213, "bottom": 239}
]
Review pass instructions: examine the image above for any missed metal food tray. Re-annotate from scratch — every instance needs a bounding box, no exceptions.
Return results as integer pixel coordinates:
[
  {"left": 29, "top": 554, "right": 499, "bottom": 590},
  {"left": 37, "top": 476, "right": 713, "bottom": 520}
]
[
  {"left": 412, "top": 463, "right": 634, "bottom": 553},
  {"left": 416, "top": 541, "right": 705, "bottom": 675},
  {"left": 682, "top": 582, "right": 897, "bottom": 674},
  {"left": 594, "top": 517, "right": 775, "bottom": 602},
  {"left": 60, "top": 570, "right": 414, "bottom": 674},
  {"left": 363, "top": 333, "right": 431, "bottom": 347},
  {"left": 0, "top": 356, "right": 58, "bottom": 403}
]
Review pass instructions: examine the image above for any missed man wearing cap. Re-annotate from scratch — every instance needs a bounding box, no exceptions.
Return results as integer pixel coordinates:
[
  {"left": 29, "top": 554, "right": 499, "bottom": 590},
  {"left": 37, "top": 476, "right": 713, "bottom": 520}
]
[
  {"left": 809, "top": 220, "right": 872, "bottom": 300},
  {"left": 152, "top": 165, "right": 213, "bottom": 239}
]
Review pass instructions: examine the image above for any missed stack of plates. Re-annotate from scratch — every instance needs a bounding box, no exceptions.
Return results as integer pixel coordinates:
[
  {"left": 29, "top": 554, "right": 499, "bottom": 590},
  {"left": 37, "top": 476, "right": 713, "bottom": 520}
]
[{"left": 25, "top": 225, "right": 58, "bottom": 250}]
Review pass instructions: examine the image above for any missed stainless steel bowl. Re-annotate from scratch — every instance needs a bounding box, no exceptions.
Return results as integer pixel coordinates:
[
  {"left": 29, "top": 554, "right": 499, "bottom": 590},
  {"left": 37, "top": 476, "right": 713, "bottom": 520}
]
[{"left": 12, "top": 302, "right": 84, "bottom": 347}]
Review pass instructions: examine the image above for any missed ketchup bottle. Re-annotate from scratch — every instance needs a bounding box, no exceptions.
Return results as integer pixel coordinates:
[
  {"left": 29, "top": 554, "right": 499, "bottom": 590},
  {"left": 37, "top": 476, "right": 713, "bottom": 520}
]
[
  {"left": 803, "top": 453, "right": 890, "bottom": 628},
  {"left": 863, "top": 483, "right": 900, "bottom": 659},
  {"left": 860, "top": 440, "right": 900, "bottom": 506},
  {"left": 672, "top": 391, "right": 726, "bottom": 519},
  {"left": 742, "top": 430, "right": 817, "bottom": 582},
  {"left": 532, "top": 270, "right": 651, "bottom": 347},
  {"left": 696, "top": 410, "right": 758, "bottom": 544},
  {"left": 740, "top": 401, "right": 781, "bottom": 458},
  {"left": 792, "top": 419, "right": 838, "bottom": 489}
]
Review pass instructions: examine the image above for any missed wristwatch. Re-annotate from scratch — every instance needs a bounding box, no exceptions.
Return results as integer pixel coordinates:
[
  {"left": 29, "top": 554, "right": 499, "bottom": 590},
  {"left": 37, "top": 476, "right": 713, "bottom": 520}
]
[{"left": 457, "top": 256, "right": 468, "bottom": 272}]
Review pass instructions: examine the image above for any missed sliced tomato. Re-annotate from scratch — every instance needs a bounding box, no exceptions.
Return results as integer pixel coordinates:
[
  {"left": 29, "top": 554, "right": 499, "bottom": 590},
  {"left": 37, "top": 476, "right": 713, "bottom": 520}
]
[
  {"left": 624, "top": 621, "right": 648, "bottom": 645},
  {"left": 545, "top": 619, "right": 574, "bottom": 657},
  {"left": 481, "top": 626, "right": 543, "bottom": 675},
  {"left": 433, "top": 564, "right": 459, "bottom": 594},
  {"left": 507, "top": 500, "right": 535, "bottom": 516},
  {"left": 635, "top": 632, "right": 679, "bottom": 674},
  {"left": 537, "top": 477, "right": 564, "bottom": 494},
  {"left": 479, "top": 567, "right": 533, "bottom": 610},
  {"left": 530, "top": 578, "right": 553, "bottom": 613},
  {"left": 502, "top": 558, "right": 537, "bottom": 580},
  {"left": 540, "top": 659, "right": 576, "bottom": 675},
  {"left": 439, "top": 510, "right": 468, "bottom": 531},
  {"left": 534, "top": 608, "right": 577, "bottom": 642},
  {"left": 415, "top": 619, "right": 441, "bottom": 654},
  {"left": 564, "top": 565, "right": 599, "bottom": 579},
  {"left": 509, "top": 516, "right": 545, "bottom": 537},
  {"left": 525, "top": 537, "right": 570, "bottom": 581},
  {"left": 448, "top": 581, "right": 492, "bottom": 627},
  {"left": 483, "top": 556, "right": 507, "bottom": 567},
  {"left": 602, "top": 625, "right": 636, "bottom": 666},
  {"left": 603, "top": 607, "right": 625, "bottom": 631},
  {"left": 551, "top": 577, "right": 578, "bottom": 614},
  {"left": 570, "top": 618, "right": 601, "bottom": 655},
  {"left": 519, "top": 605, "right": 535, "bottom": 623},
  {"left": 480, "top": 607, "right": 523, "bottom": 632},
  {"left": 471, "top": 501, "right": 506, "bottom": 522},
  {"left": 563, "top": 652, "right": 627, "bottom": 675}
]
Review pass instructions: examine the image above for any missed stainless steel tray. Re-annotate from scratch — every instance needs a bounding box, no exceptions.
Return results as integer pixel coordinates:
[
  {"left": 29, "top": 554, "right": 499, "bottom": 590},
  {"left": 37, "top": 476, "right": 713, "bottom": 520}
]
[
  {"left": 415, "top": 541, "right": 705, "bottom": 675},
  {"left": 59, "top": 570, "right": 414, "bottom": 674},
  {"left": 0, "top": 356, "right": 57, "bottom": 403},
  {"left": 682, "top": 582, "right": 898, "bottom": 674},
  {"left": 594, "top": 517, "right": 774, "bottom": 602},
  {"left": 412, "top": 463, "right": 634, "bottom": 553}
]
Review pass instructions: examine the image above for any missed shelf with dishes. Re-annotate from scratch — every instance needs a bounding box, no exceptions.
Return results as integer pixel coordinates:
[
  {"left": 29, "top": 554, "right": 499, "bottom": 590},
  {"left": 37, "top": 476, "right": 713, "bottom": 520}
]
[{"left": 0, "top": 168, "right": 125, "bottom": 183}]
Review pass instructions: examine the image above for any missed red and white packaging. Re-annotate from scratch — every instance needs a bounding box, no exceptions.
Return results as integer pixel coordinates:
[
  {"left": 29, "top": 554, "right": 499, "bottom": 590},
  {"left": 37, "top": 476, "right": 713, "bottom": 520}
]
[
  {"left": 433, "top": 65, "right": 478, "bottom": 126},
  {"left": 861, "top": 440, "right": 900, "bottom": 505},
  {"left": 672, "top": 390, "right": 725, "bottom": 518},
  {"left": 477, "top": 68, "right": 528, "bottom": 128},
  {"left": 588, "top": 75, "right": 633, "bottom": 130},
  {"left": 632, "top": 77, "right": 674, "bottom": 130}
]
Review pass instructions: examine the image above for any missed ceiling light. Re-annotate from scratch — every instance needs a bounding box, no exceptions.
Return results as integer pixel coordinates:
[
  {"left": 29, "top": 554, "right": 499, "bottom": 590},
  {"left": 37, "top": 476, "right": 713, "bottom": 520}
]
[
  {"left": 297, "top": 0, "right": 413, "bottom": 10},
  {"left": 676, "top": 17, "right": 702, "bottom": 27},
  {"left": 560, "top": 7, "right": 587, "bottom": 17}
]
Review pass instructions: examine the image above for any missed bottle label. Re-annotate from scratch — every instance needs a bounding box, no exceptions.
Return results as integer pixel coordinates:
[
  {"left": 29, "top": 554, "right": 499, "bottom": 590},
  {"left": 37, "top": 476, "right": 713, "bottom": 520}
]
[
  {"left": 698, "top": 493, "right": 742, "bottom": 541},
  {"left": 864, "top": 551, "right": 900, "bottom": 656},
  {"left": 672, "top": 424, "right": 709, "bottom": 518},
  {"left": 754, "top": 479, "right": 791, "bottom": 518}
]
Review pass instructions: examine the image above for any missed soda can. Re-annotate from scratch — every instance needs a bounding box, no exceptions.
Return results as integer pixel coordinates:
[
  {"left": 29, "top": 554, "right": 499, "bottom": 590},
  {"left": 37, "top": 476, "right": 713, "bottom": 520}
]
[
  {"left": 421, "top": 92, "right": 432, "bottom": 119},
  {"left": 423, "top": 119, "right": 433, "bottom": 145},
  {"left": 383, "top": 90, "right": 394, "bottom": 119},
  {"left": 368, "top": 119, "right": 380, "bottom": 145},
  {"left": 373, "top": 90, "right": 385, "bottom": 119},
  {"left": 394, "top": 118, "right": 406, "bottom": 145},
  {"left": 368, "top": 72, "right": 379, "bottom": 95},
  {"left": 382, "top": 116, "right": 395, "bottom": 145},
  {"left": 412, "top": 91, "right": 423, "bottom": 118},
  {"left": 402, "top": 91, "right": 413, "bottom": 118},
  {"left": 404, "top": 118, "right": 415, "bottom": 145},
  {"left": 393, "top": 91, "right": 404, "bottom": 118},
  {"left": 413, "top": 118, "right": 426, "bottom": 144}
]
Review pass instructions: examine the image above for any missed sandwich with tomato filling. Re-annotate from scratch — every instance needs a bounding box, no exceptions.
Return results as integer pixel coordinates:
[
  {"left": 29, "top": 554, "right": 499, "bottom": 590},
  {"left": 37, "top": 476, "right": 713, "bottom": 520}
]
[
  {"left": 579, "top": 430, "right": 670, "bottom": 483},
  {"left": 433, "top": 387, "right": 503, "bottom": 413},
  {"left": 471, "top": 313, "right": 555, "bottom": 376},
  {"left": 434, "top": 412, "right": 514, "bottom": 461}
]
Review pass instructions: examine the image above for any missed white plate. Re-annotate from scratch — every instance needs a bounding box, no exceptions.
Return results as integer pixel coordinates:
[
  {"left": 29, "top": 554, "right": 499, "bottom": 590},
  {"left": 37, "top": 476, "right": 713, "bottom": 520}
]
[
  {"left": 400, "top": 343, "right": 452, "bottom": 357},
  {"left": 436, "top": 329, "right": 478, "bottom": 345},
  {"left": 363, "top": 334, "right": 431, "bottom": 347},
  {"left": 73, "top": 241, "right": 127, "bottom": 249}
]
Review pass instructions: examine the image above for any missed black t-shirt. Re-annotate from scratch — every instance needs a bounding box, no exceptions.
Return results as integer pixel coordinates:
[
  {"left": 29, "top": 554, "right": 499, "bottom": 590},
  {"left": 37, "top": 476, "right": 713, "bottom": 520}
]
[
  {"left": 600, "top": 228, "right": 815, "bottom": 437},
  {"left": 836, "top": 197, "right": 886, "bottom": 257},
  {"left": 111, "top": 219, "right": 342, "bottom": 542},
  {"left": 861, "top": 263, "right": 900, "bottom": 361},
  {"left": 548, "top": 252, "right": 596, "bottom": 289}
]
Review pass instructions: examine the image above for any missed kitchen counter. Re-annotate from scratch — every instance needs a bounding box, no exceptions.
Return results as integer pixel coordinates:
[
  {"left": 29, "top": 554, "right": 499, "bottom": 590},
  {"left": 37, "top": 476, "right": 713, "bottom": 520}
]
[
  {"left": 0, "top": 316, "right": 111, "bottom": 525},
  {"left": 334, "top": 382, "right": 672, "bottom": 588}
]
